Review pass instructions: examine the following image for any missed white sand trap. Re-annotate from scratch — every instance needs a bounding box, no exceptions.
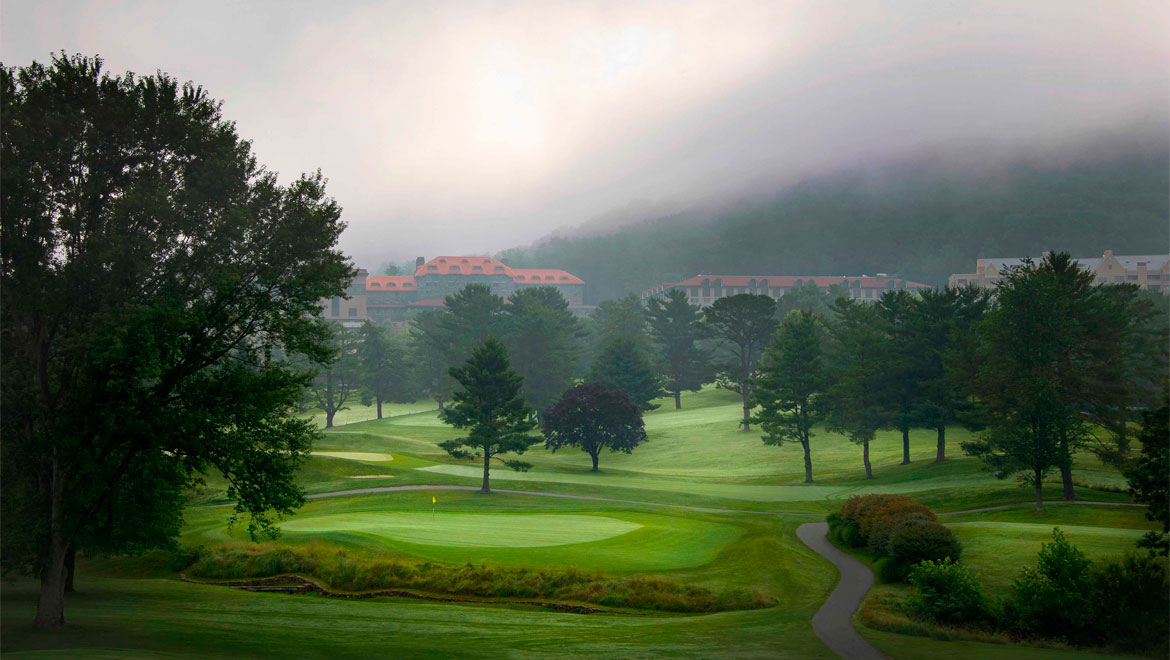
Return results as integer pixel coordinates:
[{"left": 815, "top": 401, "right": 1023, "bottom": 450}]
[
  {"left": 346, "top": 474, "right": 395, "bottom": 479},
  {"left": 312, "top": 451, "right": 394, "bottom": 463}
]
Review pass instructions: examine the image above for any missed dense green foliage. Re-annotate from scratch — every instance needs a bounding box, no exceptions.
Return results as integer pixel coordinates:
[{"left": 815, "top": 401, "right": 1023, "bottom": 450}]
[
  {"left": 502, "top": 287, "right": 584, "bottom": 415},
  {"left": 906, "top": 559, "right": 987, "bottom": 626},
  {"left": 702, "top": 294, "right": 777, "bottom": 430},
  {"left": 822, "top": 299, "right": 889, "bottom": 478},
  {"left": 542, "top": 383, "right": 647, "bottom": 471},
  {"left": 1126, "top": 399, "right": 1169, "bottom": 555},
  {"left": 498, "top": 146, "right": 1169, "bottom": 303},
  {"left": 753, "top": 311, "right": 824, "bottom": 482},
  {"left": 646, "top": 289, "right": 710, "bottom": 409},
  {"left": 438, "top": 339, "right": 539, "bottom": 493},
  {"left": 587, "top": 338, "right": 663, "bottom": 411},
  {"left": 0, "top": 54, "right": 349, "bottom": 627},
  {"left": 309, "top": 323, "right": 361, "bottom": 428},
  {"left": 963, "top": 253, "right": 1151, "bottom": 509},
  {"left": 357, "top": 321, "right": 417, "bottom": 420}
]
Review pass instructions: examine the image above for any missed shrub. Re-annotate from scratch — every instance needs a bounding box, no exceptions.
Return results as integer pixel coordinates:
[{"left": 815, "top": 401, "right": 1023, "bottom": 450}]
[
  {"left": 1002, "top": 528, "right": 1090, "bottom": 641},
  {"left": 874, "top": 557, "right": 910, "bottom": 583},
  {"left": 886, "top": 519, "right": 961, "bottom": 567},
  {"left": 858, "top": 499, "right": 935, "bottom": 543},
  {"left": 906, "top": 558, "right": 986, "bottom": 626},
  {"left": 1085, "top": 552, "right": 1169, "bottom": 652},
  {"left": 870, "top": 512, "right": 933, "bottom": 557},
  {"left": 838, "top": 494, "right": 935, "bottom": 547}
]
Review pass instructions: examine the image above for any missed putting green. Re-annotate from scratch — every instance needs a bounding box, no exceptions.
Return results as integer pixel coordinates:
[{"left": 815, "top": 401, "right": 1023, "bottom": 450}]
[
  {"left": 312, "top": 451, "right": 394, "bottom": 463},
  {"left": 279, "top": 512, "right": 641, "bottom": 548}
]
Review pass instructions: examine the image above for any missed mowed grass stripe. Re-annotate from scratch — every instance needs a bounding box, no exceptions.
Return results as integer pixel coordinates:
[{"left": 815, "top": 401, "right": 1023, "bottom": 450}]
[{"left": 278, "top": 512, "right": 641, "bottom": 548}]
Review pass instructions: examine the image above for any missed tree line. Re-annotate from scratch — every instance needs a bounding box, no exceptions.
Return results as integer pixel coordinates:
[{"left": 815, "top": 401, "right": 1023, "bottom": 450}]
[{"left": 753, "top": 253, "right": 1166, "bottom": 511}]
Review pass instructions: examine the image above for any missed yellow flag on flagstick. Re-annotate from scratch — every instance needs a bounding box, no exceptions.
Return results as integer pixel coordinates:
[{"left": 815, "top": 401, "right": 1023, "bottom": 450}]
[{"left": 432, "top": 496, "right": 436, "bottom": 504}]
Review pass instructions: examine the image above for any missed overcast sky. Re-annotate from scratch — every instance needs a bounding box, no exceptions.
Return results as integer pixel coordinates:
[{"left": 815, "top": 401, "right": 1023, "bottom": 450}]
[{"left": 3, "top": 1, "right": 1167, "bottom": 269}]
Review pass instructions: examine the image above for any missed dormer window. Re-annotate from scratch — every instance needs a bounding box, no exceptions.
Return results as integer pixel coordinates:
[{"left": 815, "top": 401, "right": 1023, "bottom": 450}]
[
  {"left": 388, "top": 282, "right": 396, "bottom": 287},
  {"left": 545, "top": 276, "right": 554, "bottom": 281},
  {"left": 516, "top": 275, "right": 525, "bottom": 280},
  {"left": 439, "top": 258, "right": 447, "bottom": 263},
  {"left": 428, "top": 266, "right": 438, "bottom": 271},
  {"left": 495, "top": 266, "right": 505, "bottom": 272},
  {"left": 462, "top": 259, "right": 469, "bottom": 263}
]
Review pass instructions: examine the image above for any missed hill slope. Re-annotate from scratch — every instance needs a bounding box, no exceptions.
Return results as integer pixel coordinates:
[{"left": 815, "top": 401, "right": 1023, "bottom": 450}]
[{"left": 499, "top": 140, "right": 1169, "bottom": 303}]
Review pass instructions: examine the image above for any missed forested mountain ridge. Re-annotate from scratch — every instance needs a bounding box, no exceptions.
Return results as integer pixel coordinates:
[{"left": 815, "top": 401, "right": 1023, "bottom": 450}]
[{"left": 498, "top": 141, "right": 1169, "bottom": 304}]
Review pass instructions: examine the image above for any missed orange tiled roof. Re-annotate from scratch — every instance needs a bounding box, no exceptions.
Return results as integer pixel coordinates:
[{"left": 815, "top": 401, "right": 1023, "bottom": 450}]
[
  {"left": 414, "top": 256, "right": 512, "bottom": 277},
  {"left": 659, "top": 275, "right": 931, "bottom": 290},
  {"left": 367, "top": 275, "right": 417, "bottom": 289},
  {"left": 510, "top": 268, "right": 584, "bottom": 285}
]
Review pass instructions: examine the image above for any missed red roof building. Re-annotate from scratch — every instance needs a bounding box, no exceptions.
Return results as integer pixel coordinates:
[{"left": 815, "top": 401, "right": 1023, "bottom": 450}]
[{"left": 643, "top": 273, "right": 931, "bottom": 307}]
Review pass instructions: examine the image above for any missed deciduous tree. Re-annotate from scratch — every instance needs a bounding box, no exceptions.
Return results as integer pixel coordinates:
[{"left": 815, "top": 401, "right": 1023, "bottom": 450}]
[
  {"left": 542, "top": 383, "right": 647, "bottom": 471},
  {"left": 0, "top": 54, "right": 348, "bottom": 627}
]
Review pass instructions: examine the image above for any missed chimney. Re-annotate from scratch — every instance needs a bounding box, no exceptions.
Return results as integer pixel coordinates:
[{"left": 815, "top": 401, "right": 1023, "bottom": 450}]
[{"left": 415, "top": 256, "right": 425, "bottom": 269}]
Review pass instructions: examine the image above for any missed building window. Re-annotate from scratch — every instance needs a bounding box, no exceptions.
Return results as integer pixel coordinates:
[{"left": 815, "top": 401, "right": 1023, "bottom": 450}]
[
  {"left": 348, "top": 307, "right": 357, "bottom": 317},
  {"left": 331, "top": 298, "right": 340, "bottom": 316},
  {"left": 1114, "top": 276, "right": 1123, "bottom": 283},
  {"left": 428, "top": 265, "right": 438, "bottom": 271},
  {"left": 865, "top": 289, "right": 874, "bottom": 298},
  {"left": 473, "top": 265, "right": 483, "bottom": 271},
  {"left": 1128, "top": 275, "right": 1138, "bottom": 281},
  {"left": 495, "top": 266, "right": 505, "bottom": 271},
  {"left": 546, "top": 276, "right": 554, "bottom": 281},
  {"left": 451, "top": 265, "right": 460, "bottom": 271},
  {"left": 1149, "top": 285, "right": 1162, "bottom": 291}
]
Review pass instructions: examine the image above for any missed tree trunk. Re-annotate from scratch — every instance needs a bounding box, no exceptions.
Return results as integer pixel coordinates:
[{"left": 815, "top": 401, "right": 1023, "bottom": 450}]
[
  {"left": 325, "top": 409, "right": 335, "bottom": 428},
  {"left": 480, "top": 452, "right": 491, "bottom": 494},
  {"left": 863, "top": 440, "right": 872, "bottom": 479},
  {"left": 36, "top": 459, "right": 69, "bottom": 628},
  {"left": 1034, "top": 468, "right": 1044, "bottom": 511},
  {"left": 802, "top": 440, "right": 813, "bottom": 483},
  {"left": 376, "top": 398, "right": 383, "bottom": 419},
  {"left": 591, "top": 452, "right": 599, "bottom": 472},
  {"left": 741, "top": 389, "right": 751, "bottom": 431},
  {"left": 64, "top": 544, "right": 76, "bottom": 594},
  {"left": 934, "top": 425, "right": 946, "bottom": 462},
  {"left": 1059, "top": 434, "right": 1076, "bottom": 501},
  {"left": 901, "top": 427, "right": 911, "bottom": 465},
  {"left": 674, "top": 390, "right": 681, "bottom": 410},
  {"left": 437, "top": 399, "right": 444, "bottom": 412}
]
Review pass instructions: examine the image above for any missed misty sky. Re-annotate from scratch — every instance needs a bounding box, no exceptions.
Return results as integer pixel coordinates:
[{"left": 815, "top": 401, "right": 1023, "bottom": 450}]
[{"left": 3, "top": 1, "right": 1167, "bottom": 270}]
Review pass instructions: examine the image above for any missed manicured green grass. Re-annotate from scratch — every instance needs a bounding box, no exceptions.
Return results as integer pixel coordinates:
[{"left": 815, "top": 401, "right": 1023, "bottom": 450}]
[
  {"left": 3, "top": 387, "right": 1149, "bottom": 659},
  {"left": 279, "top": 512, "right": 642, "bottom": 548},
  {"left": 311, "top": 451, "right": 395, "bottom": 463}
]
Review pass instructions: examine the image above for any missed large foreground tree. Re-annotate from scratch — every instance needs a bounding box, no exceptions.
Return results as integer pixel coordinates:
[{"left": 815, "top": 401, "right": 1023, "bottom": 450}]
[
  {"left": 438, "top": 339, "right": 539, "bottom": 493},
  {"left": 0, "top": 54, "right": 349, "bottom": 627}
]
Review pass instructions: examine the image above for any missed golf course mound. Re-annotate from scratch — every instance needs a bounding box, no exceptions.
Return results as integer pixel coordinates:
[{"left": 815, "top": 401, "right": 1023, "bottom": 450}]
[
  {"left": 279, "top": 512, "right": 641, "bottom": 548},
  {"left": 311, "top": 451, "right": 394, "bottom": 463}
]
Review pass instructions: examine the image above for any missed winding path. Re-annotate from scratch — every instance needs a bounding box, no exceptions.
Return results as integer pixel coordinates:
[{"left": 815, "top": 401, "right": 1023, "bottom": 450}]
[{"left": 797, "top": 523, "right": 887, "bottom": 660}]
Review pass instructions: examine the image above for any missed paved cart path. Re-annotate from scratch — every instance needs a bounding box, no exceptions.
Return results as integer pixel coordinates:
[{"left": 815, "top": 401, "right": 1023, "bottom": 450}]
[{"left": 797, "top": 522, "right": 887, "bottom": 660}]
